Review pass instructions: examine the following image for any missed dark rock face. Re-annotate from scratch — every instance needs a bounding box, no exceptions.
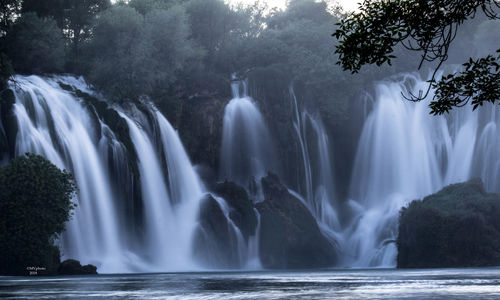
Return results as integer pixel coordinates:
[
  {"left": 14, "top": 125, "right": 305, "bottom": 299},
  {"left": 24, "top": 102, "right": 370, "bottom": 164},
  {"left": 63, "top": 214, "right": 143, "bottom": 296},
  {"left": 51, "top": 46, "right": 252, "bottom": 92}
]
[
  {"left": 192, "top": 194, "right": 241, "bottom": 268},
  {"left": 177, "top": 94, "right": 228, "bottom": 177},
  {"left": 398, "top": 179, "right": 500, "bottom": 268},
  {"left": 214, "top": 181, "right": 257, "bottom": 241},
  {"left": 58, "top": 259, "right": 98, "bottom": 275},
  {"left": 0, "top": 89, "right": 18, "bottom": 158},
  {"left": 257, "top": 173, "right": 337, "bottom": 269}
]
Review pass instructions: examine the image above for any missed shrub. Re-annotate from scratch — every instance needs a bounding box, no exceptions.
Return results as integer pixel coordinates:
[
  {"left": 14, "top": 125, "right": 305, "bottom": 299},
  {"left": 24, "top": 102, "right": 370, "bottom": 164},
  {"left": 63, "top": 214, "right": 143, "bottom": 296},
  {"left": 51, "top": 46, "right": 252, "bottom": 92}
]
[{"left": 0, "top": 153, "right": 77, "bottom": 275}]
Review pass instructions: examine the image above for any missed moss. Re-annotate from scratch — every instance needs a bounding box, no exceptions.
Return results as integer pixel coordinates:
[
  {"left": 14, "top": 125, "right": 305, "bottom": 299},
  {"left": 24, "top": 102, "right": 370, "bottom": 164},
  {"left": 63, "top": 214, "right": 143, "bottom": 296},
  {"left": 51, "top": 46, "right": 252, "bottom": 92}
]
[{"left": 397, "top": 179, "right": 500, "bottom": 268}]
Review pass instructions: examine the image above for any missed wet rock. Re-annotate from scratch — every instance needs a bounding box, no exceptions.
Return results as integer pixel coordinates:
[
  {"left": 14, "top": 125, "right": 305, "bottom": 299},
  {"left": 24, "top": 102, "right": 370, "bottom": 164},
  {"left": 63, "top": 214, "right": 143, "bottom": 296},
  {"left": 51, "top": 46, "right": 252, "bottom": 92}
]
[
  {"left": 214, "top": 181, "right": 257, "bottom": 240},
  {"left": 58, "top": 259, "right": 98, "bottom": 275},
  {"left": 193, "top": 194, "right": 241, "bottom": 268},
  {"left": 257, "top": 173, "right": 337, "bottom": 269},
  {"left": 398, "top": 179, "right": 500, "bottom": 268}
]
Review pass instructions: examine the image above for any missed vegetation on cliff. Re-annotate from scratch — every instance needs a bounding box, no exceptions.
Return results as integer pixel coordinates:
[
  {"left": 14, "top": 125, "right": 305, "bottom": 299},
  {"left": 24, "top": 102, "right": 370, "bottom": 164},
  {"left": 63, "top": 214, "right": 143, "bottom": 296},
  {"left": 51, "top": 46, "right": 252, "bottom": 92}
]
[{"left": 398, "top": 179, "right": 500, "bottom": 268}]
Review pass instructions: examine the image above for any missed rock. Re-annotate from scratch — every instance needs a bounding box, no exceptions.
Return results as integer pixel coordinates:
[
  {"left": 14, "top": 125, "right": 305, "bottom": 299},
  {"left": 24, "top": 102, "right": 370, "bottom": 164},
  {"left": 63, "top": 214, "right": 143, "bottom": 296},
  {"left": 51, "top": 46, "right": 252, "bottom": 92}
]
[
  {"left": 192, "top": 194, "right": 241, "bottom": 268},
  {"left": 214, "top": 181, "right": 257, "bottom": 240},
  {"left": 58, "top": 259, "right": 98, "bottom": 275},
  {"left": 0, "top": 89, "right": 18, "bottom": 158},
  {"left": 257, "top": 173, "right": 337, "bottom": 269},
  {"left": 177, "top": 93, "right": 228, "bottom": 174},
  {"left": 397, "top": 179, "right": 500, "bottom": 268}
]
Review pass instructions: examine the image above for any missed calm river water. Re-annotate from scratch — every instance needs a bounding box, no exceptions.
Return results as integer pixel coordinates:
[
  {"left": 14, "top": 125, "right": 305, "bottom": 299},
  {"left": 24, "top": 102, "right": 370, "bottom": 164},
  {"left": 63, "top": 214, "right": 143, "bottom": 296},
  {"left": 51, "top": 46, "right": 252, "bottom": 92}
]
[{"left": 1, "top": 268, "right": 500, "bottom": 299}]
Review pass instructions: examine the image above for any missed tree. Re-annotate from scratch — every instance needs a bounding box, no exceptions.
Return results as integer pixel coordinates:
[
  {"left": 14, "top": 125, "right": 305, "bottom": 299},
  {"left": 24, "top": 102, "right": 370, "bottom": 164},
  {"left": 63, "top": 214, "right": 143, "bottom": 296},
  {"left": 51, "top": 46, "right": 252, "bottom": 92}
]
[
  {"left": 0, "top": 0, "right": 21, "bottom": 88},
  {"left": 85, "top": 6, "right": 144, "bottom": 101},
  {"left": 6, "top": 12, "right": 66, "bottom": 74},
  {"left": 22, "top": 0, "right": 111, "bottom": 71},
  {"left": 137, "top": 6, "right": 203, "bottom": 96},
  {"left": 334, "top": 0, "right": 500, "bottom": 115},
  {"left": 84, "top": 4, "right": 203, "bottom": 102},
  {"left": 0, "top": 0, "right": 21, "bottom": 36},
  {"left": 0, "top": 153, "right": 77, "bottom": 275}
]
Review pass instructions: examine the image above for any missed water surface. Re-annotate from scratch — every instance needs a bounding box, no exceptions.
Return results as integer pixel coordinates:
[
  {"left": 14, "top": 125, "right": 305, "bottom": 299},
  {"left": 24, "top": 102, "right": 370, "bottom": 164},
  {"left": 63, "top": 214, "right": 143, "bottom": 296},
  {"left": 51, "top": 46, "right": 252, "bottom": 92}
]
[{"left": 1, "top": 268, "right": 500, "bottom": 299}]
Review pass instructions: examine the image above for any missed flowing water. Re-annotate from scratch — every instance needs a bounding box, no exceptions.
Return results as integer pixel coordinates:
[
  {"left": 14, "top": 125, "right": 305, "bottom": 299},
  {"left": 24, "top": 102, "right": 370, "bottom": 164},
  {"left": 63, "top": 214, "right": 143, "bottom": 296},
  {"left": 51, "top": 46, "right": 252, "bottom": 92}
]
[
  {"left": 4, "top": 73, "right": 500, "bottom": 273},
  {"left": 1, "top": 268, "right": 500, "bottom": 299},
  {"left": 343, "top": 73, "right": 500, "bottom": 267},
  {"left": 220, "top": 78, "right": 278, "bottom": 194},
  {"left": 9, "top": 75, "right": 205, "bottom": 273}
]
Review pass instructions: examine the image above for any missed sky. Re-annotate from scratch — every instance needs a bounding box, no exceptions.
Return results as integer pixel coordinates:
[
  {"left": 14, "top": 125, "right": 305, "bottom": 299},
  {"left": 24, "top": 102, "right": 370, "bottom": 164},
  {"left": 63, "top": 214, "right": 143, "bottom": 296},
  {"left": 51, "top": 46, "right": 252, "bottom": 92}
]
[{"left": 226, "top": 0, "right": 360, "bottom": 11}]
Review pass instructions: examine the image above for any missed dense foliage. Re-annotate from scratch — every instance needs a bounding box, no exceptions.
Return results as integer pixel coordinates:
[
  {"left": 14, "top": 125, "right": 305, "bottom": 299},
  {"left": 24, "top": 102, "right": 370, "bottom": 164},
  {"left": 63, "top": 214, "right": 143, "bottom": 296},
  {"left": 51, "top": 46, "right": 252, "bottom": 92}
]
[
  {"left": 0, "top": 153, "right": 77, "bottom": 275},
  {"left": 397, "top": 179, "right": 500, "bottom": 268},
  {"left": 5, "top": 13, "right": 65, "bottom": 74},
  {"left": 334, "top": 0, "right": 500, "bottom": 114}
]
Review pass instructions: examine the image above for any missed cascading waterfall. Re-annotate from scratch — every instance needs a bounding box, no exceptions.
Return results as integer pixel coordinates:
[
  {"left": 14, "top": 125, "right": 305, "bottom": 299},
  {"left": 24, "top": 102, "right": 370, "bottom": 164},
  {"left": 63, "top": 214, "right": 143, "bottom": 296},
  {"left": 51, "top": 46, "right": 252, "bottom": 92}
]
[
  {"left": 220, "top": 78, "right": 277, "bottom": 193},
  {"left": 5, "top": 72, "right": 500, "bottom": 272},
  {"left": 8, "top": 75, "right": 204, "bottom": 273},
  {"left": 344, "top": 73, "right": 499, "bottom": 267},
  {"left": 13, "top": 75, "right": 125, "bottom": 272},
  {"left": 218, "top": 77, "right": 279, "bottom": 268}
]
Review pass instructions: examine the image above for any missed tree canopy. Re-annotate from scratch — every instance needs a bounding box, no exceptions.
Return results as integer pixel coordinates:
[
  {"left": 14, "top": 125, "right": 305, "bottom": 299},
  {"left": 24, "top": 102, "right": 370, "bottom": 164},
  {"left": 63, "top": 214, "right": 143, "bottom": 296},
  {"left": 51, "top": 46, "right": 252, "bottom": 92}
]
[
  {"left": 6, "top": 12, "right": 66, "bottom": 74},
  {"left": 334, "top": 0, "right": 500, "bottom": 114}
]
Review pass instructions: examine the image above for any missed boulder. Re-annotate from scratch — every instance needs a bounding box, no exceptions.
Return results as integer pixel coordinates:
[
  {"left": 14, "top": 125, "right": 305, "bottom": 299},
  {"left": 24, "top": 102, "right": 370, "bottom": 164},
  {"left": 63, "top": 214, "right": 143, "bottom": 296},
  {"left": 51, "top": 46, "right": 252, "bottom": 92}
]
[
  {"left": 192, "top": 194, "right": 241, "bottom": 268},
  {"left": 214, "top": 181, "right": 257, "bottom": 240},
  {"left": 257, "top": 173, "right": 337, "bottom": 269},
  {"left": 397, "top": 179, "right": 500, "bottom": 268},
  {"left": 58, "top": 259, "right": 97, "bottom": 275}
]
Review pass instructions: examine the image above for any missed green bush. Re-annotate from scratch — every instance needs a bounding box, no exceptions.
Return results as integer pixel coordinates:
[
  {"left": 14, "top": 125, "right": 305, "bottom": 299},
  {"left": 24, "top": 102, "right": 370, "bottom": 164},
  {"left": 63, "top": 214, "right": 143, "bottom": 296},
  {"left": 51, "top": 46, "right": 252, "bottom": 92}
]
[
  {"left": 0, "top": 153, "right": 77, "bottom": 275},
  {"left": 397, "top": 179, "right": 500, "bottom": 268}
]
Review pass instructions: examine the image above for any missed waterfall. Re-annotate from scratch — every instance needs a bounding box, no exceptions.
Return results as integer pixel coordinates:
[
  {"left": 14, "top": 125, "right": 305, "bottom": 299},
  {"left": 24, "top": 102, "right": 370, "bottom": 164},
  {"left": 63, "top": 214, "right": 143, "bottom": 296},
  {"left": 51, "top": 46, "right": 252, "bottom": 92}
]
[
  {"left": 344, "top": 73, "right": 499, "bottom": 267},
  {"left": 290, "top": 87, "right": 341, "bottom": 232},
  {"left": 220, "top": 78, "right": 277, "bottom": 192},
  {"left": 8, "top": 75, "right": 204, "bottom": 273},
  {"left": 217, "top": 77, "right": 279, "bottom": 268},
  {"left": 288, "top": 86, "right": 343, "bottom": 254},
  {"left": 6, "top": 72, "right": 500, "bottom": 272}
]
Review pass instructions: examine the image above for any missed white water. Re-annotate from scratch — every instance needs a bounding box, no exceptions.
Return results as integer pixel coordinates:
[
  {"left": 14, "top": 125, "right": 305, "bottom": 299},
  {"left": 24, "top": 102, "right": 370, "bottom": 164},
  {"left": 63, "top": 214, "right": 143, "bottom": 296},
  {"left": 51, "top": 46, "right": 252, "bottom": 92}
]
[
  {"left": 220, "top": 79, "right": 277, "bottom": 193},
  {"left": 344, "top": 73, "right": 499, "bottom": 267},
  {"left": 9, "top": 75, "right": 204, "bottom": 273},
  {"left": 290, "top": 87, "right": 341, "bottom": 232},
  {"left": 6, "top": 72, "right": 500, "bottom": 271}
]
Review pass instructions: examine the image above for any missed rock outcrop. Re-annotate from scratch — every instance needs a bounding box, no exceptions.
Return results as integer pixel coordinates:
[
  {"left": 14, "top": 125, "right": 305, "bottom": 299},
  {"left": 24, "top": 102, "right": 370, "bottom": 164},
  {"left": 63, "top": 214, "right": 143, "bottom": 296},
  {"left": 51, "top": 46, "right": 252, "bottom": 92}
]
[
  {"left": 58, "top": 259, "right": 98, "bottom": 275},
  {"left": 257, "top": 173, "right": 337, "bottom": 269},
  {"left": 214, "top": 181, "right": 257, "bottom": 240},
  {"left": 192, "top": 194, "right": 242, "bottom": 268}
]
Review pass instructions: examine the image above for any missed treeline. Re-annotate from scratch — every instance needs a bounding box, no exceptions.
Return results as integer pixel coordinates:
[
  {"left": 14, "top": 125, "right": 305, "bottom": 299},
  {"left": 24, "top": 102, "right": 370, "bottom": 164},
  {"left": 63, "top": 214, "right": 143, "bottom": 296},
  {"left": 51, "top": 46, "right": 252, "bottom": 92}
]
[
  {"left": 0, "top": 1, "right": 349, "bottom": 114},
  {"left": 0, "top": 0, "right": 496, "bottom": 123}
]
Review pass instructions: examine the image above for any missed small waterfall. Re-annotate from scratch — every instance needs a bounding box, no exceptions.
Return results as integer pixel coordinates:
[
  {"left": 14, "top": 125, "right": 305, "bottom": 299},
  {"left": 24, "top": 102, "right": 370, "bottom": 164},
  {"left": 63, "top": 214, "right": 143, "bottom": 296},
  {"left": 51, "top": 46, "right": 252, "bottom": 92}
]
[
  {"left": 245, "top": 208, "right": 262, "bottom": 269},
  {"left": 290, "top": 86, "right": 341, "bottom": 244},
  {"left": 220, "top": 78, "right": 277, "bottom": 192},
  {"left": 344, "top": 73, "right": 499, "bottom": 267},
  {"left": 7, "top": 75, "right": 204, "bottom": 273},
  {"left": 218, "top": 77, "right": 279, "bottom": 268}
]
